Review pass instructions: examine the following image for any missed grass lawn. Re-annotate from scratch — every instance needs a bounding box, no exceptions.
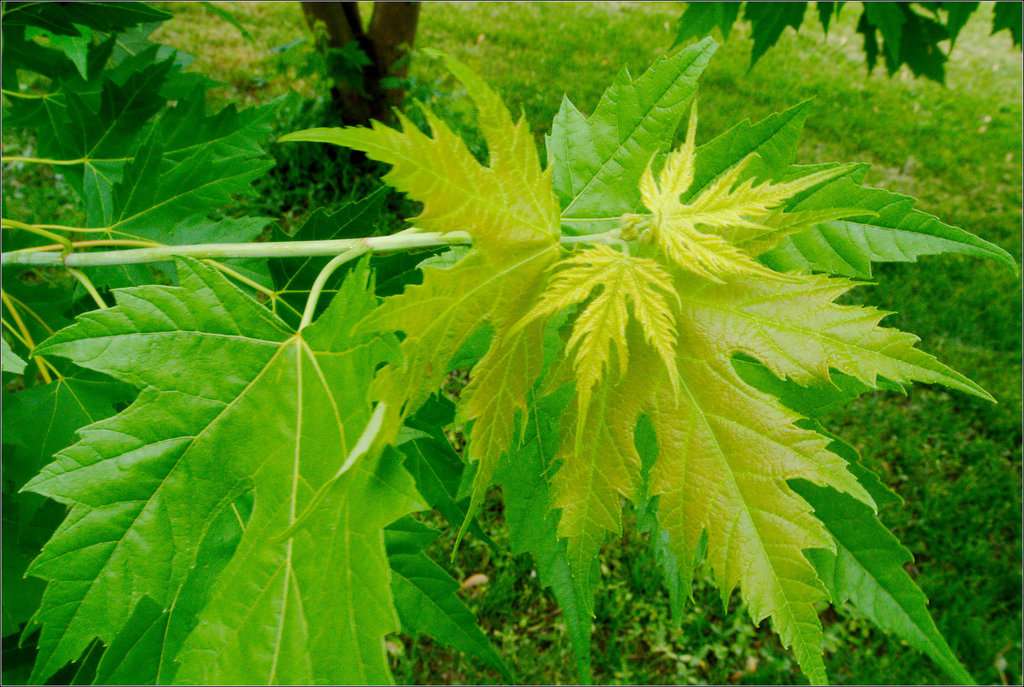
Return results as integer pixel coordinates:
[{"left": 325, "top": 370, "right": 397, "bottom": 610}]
[{"left": 15, "top": 2, "right": 1024, "bottom": 684}]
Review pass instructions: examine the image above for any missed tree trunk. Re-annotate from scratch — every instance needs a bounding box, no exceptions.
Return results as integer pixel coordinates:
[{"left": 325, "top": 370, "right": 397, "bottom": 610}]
[{"left": 300, "top": 2, "right": 420, "bottom": 126}]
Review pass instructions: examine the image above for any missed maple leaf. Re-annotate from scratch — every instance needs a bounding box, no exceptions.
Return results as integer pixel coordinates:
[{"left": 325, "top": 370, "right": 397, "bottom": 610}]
[
  {"left": 637, "top": 99, "right": 851, "bottom": 281},
  {"left": 282, "top": 52, "right": 562, "bottom": 526},
  {"left": 538, "top": 53, "right": 998, "bottom": 684},
  {"left": 22, "top": 258, "right": 422, "bottom": 683},
  {"left": 518, "top": 244, "right": 679, "bottom": 433}
]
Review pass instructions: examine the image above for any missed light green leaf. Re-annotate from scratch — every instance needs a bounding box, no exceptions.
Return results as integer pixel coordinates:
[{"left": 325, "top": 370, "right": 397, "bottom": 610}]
[
  {"left": 1, "top": 338, "right": 27, "bottom": 375},
  {"left": 675, "top": 271, "right": 992, "bottom": 400},
  {"left": 550, "top": 326, "right": 667, "bottom": 597},
  {"left": 691, "top": 99, "right": 815, "bottom": 191},
  {"left": 760, "top": 171, "right": 1018, "bottom": 277},
  {"left": 91, "top": 494, "right": 252, "bottom": 684},
  {"left": 281, "top": 52, "right": 559, "bottom": 254},
  {"left": 640, "top": 345, "right": 871, "bottom": 685},
  {"left": 283, "top": 55, "right": 563, "bottom": 538},
  {"left": 730, "top": 354, "right": 906, "bottom": 418},
  {"left": 23, "top": 258, "right": 419, "bottom": 684},
  {"left": 175, "top": 445, "right": 423, "bottom": 685},
  {"left": 366, "top": 245, "right": 556, "bottom": 434}
]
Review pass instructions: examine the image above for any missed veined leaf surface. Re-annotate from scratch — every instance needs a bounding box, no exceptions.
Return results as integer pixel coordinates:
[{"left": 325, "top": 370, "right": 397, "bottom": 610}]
[
  {"left": 282, "top": 53, "right": 563, "bottom": 527},
  {"left": 525, "top": 49, "right": 998, "bottom": 683},
  {"left": 24, "top": 258, "right": 422, "bottom": 683},
  {"left": 519, "top": 244, "right": 679, "bottom": 431}
]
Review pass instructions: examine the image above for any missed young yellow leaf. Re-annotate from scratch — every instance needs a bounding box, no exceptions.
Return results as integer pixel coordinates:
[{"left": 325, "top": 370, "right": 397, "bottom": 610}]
[
  {"left": 454, "top": 253, "right": 556, "bottom": 528},
  {"left": 645, "top": 352, "right": 869, "bottom": 686},
  {"left": 519, "top": 244, "right": 680, "bottom": 431},
  {"left": 367, "top": 246, "right": 557, "bottom": 430},
  {"left": 280, "top": 53, "right": 559, "bottom": 256},
  {"left": 549, "top": 325, "right": 668, "bottom": 596},
  {"left": 544, "top": 247, "right": 986, "bottom": 684},
  {"left": 639, "top": 100, "right": 850, "bottom": 281}
]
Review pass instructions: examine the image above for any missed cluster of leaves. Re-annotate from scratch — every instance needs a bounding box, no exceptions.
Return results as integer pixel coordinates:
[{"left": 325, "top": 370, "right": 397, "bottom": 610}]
[
  {"left": 2, "top": 2, "right": 1016, "bottom": 685},
  {"left": 1, "top": 3, "right": 505, "bottom": 684},
  {"left": 674, "top": 1, "right": 1023, "bottom": 83}
]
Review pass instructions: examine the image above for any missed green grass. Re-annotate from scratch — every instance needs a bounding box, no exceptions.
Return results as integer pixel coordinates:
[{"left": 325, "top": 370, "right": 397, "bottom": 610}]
[{"left": 19, "top": 2, "right": 1024, "bottom": 684}]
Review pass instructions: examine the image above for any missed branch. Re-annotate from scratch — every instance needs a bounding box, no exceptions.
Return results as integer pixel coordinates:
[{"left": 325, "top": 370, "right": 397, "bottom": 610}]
[
  {"left": 0, "top": 231, "right": 472, "bottom": 267},
  {"left": 0, "top": 230, "right": 625, "bottom": 268}
]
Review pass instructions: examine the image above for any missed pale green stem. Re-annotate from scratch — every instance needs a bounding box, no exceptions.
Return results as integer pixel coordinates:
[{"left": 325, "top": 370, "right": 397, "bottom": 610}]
[
  {"left": 1, "top": 89, "right": 46, "bottom": 99},
  {"left": 2, "top": 156, "right": 88, "bottom": 166},
  {"left": 2, "top": 218, "right": 73, "bottom": 255},
  {"left": 1, "top": 291, "right": 53, "bottom": 383},
  {"left": 299, "top": 246, "right": 369, "bottom": 329},
  {"left": 18, "top": 239, "right": 161, "bottom": 253},
  {"left": 0, "top": 231, "right": 474, "bottom": 267},
  {"left": 67, "top": 268, "right": 108, "bottom": 310},
  {"left": 0, "top": 229, "right": 626, "bottom": 268}
]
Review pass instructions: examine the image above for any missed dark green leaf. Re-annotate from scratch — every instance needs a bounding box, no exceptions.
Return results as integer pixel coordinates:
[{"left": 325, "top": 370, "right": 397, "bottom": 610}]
[
  {"left": 1, "top": 2, "right": 171, "bottom": 37},
  {"left": 743, "top": 2, "right": 808, "bottom": 66},
  {"left": 794, "top": 481, "right": 976, "bottom": 685},
  {"left": 992, "top": 1, "right": 1023, "bottom": 46},
  {"left": 863, "top": 3, "right": 907, "bottom": 68},
  {"left": 546, "top": 38, "right": 716, "bottom": 234},
  {"left": 761, "top": 170, "right": 1018, "bottom": 278},
  {"left": 385, "top": 517, "right": 514, "bottom": 682},
  {"left": 497, "top": 390, "right": 594, "bottom": 684},
  {"left": 399, "top": 396, "right": 497, "bottom": 548},
  {"left": 816, "top": 2, "right": 841, "bottom": 34},
  {"left": 672, "top": 2, "right": 742, "bottom": 45},
  {"left": 894, "top": 6, "right": 949, "bottom": 82},
  {"left": 940, "top": 1, "right": 980, "bottom": 47}
]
